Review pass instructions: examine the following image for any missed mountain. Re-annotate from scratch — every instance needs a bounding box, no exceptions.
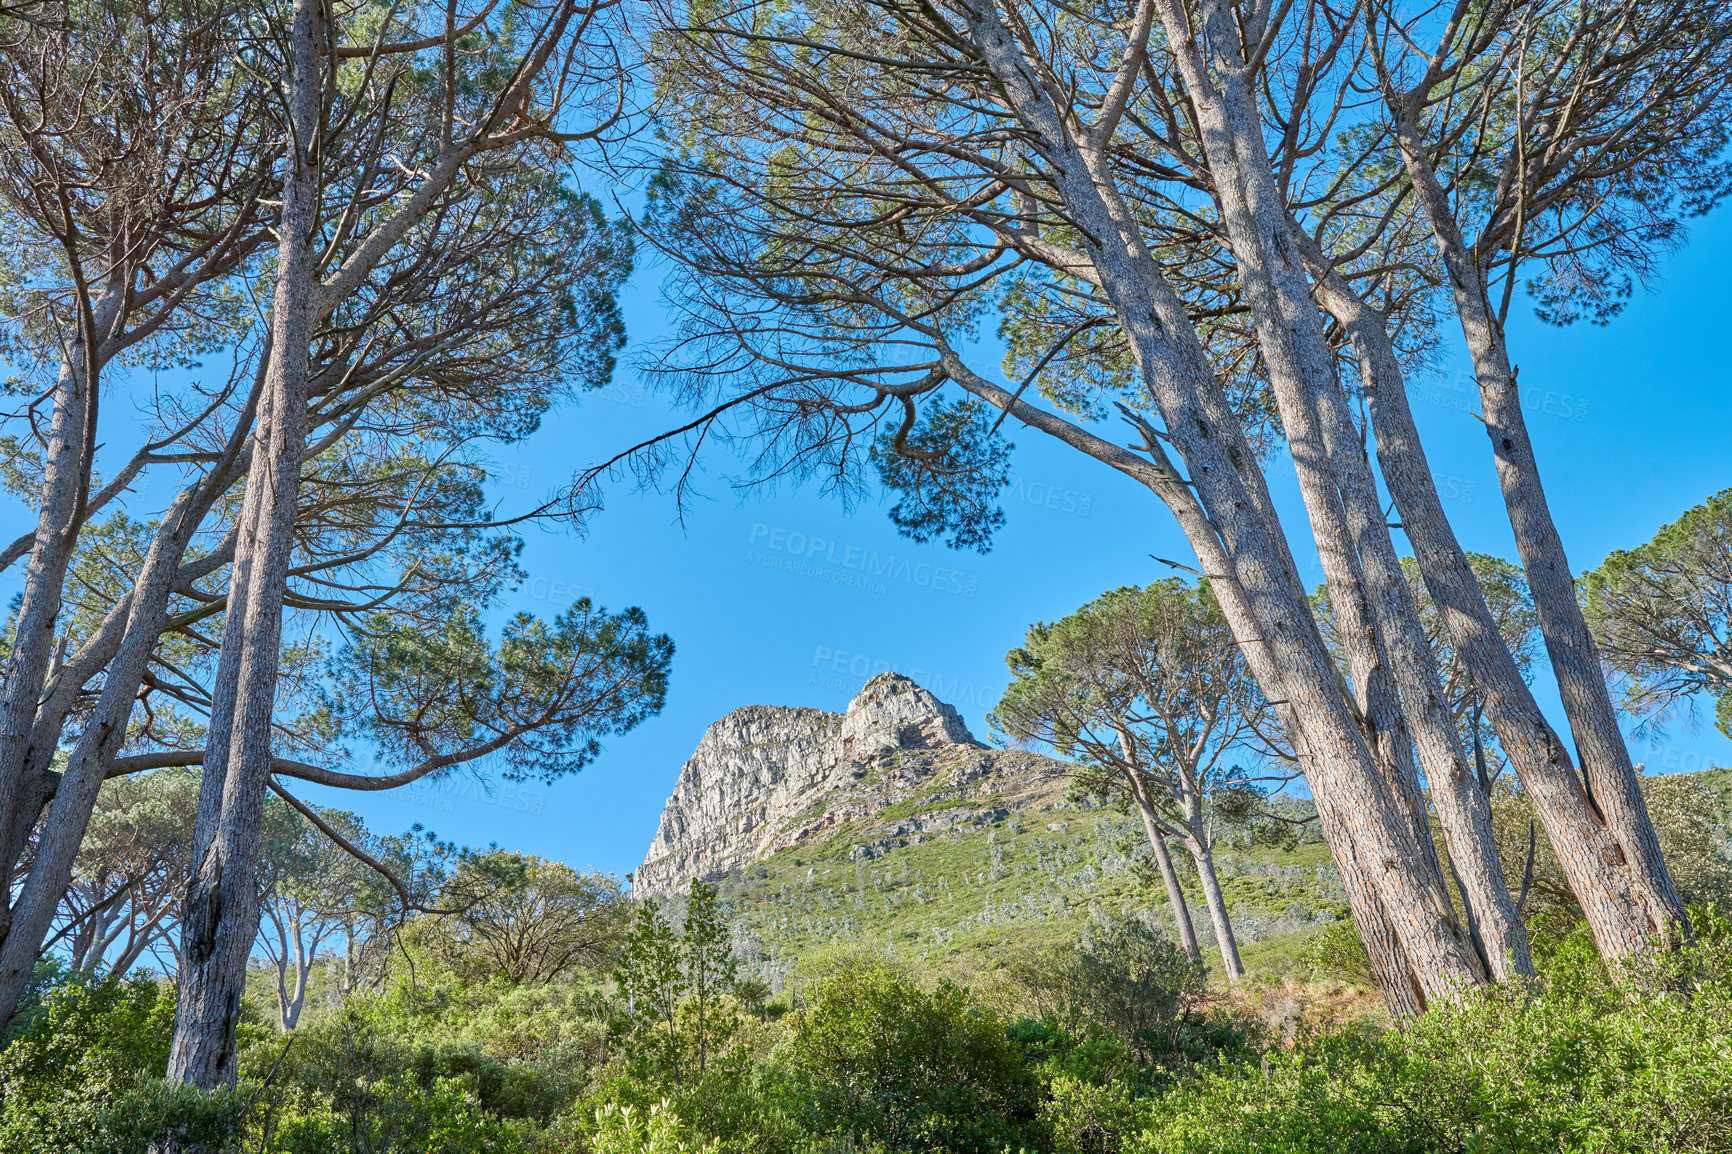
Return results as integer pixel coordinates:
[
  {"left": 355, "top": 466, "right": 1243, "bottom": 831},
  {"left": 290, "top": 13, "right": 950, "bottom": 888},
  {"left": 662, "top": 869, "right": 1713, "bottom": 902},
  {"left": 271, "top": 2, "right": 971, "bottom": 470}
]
[
  {"left": 634, "top": 673, "right": 1345, "bottom": 986},
  {"left": 636, "top": 680, "right": 1732, "bottom": 990},
  {"left": 634, "top": 672, "right": 1069, "bottom": 896}
]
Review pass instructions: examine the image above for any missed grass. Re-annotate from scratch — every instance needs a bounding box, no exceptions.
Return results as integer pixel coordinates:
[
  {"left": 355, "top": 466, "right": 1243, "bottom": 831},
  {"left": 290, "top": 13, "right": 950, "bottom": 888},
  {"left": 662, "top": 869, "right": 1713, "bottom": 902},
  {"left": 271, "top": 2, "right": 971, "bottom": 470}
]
[{"left": 705, "top": 790, "right": 1349, "bottom": 994}]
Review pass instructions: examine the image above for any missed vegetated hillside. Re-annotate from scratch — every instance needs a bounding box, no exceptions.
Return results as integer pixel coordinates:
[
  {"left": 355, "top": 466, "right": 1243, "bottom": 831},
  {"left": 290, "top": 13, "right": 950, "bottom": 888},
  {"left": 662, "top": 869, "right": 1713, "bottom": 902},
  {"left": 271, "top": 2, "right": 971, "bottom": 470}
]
[
  {"left": 710, "top": 789, "right": 1339, "bottom": 990},
  {"left": 1692, "top": 764, "right": 1732, "bottom": 812},
  {"left": 640, "top": 677, "right": 1732, "bottom": 992},
  {"left": 637, "top": 672, "right": 1343, "bottom": 988}
]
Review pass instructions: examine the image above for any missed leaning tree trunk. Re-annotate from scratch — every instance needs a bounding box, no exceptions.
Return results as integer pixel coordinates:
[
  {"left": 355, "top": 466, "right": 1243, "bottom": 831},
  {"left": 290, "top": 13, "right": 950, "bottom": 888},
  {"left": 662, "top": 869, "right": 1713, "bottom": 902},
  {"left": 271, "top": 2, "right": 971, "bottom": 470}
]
[
  {"left": 1307, "top": 152, "right": 1681, "bottom": 960},
  {"left": 0, "top": 282, "right": 126, "bottom": 924},
  {"left": 948, "top": 347, "right": 1436, "bottom": 1015},
  {"left": 169, "top": 0, "right": 323, "bottom": 1089},
  {"left": 1392, "top": 110, "right": 1683, "bottom": 949},
  {"left": 0, "top": 447, "right": 229, "bottom": 1030},
  {"left": 1124, "top": 767, "right": 1202, "bottom": 965},
  {"left": 1157, "top": 0, "right": 1528, "bottom": 980}
]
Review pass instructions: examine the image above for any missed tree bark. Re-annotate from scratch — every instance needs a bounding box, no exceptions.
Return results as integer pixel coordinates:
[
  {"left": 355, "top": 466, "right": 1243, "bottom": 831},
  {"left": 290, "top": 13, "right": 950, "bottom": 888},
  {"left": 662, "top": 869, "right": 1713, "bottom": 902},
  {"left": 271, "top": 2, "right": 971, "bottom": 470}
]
[
  {"left": 1178, "top": 790, "right": 1244, "bottom": 981},
  {"left": 1308, "top": 143, "right": 1680, "bottom": 958},
  {"left": 0, "top": 282, "right": 127, "bottom": 920},
  {"left": 1186, "top": 839, "right": 1244, "bottom": 982},
  {"left": 1153, "top": 0, "right": 1530, "bottom": 980},
  {"left": 1125, "top": 771, "right": 1202, "bottom": 965},
  {"left": 169, "top": 0, "right": 324, "bottom": 1089}
]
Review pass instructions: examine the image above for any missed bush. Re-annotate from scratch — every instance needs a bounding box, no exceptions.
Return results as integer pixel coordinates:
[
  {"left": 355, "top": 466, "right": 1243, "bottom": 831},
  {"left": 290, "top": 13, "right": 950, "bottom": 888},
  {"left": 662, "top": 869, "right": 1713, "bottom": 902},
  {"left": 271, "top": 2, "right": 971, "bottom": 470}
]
[
  {"left": 0, "top": 971, "right": 225, "bottom": 1153},
  {"left": 1128, "top": 914, "right": 1732, "bottom": 1154},
  {"left": 590, "top": 1099, "right": 718, "bottom": 1153},
  {"left": 779, "top": 961, "right": 1043, "bottom": 1154},
  {"left": 95, "top": 1077, "right": 246, "bottom": 1154},
  {"left": 1299, "top": 918, "right": 1374, "bottom": 987},
  {"left": 578, "top": 1042, "right": 808, "bottom": 1154},
  {"left": 1039, "top": 1074, "right": 1154, "bottom": 1154},
  {"left": 249, "top": 1004, "right": 547, "bottom": 1152},
  {"left": 1013, "top": 919, "right": 1208, "bottom": 1063}
]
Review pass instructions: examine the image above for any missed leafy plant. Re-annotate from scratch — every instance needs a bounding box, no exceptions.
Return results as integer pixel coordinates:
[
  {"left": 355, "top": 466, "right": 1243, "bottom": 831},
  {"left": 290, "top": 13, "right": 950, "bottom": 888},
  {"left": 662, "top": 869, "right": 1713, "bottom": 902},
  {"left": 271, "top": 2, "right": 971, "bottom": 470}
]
[{"left": 779, "top": 960, "right": 1043, "bottom": 1153}]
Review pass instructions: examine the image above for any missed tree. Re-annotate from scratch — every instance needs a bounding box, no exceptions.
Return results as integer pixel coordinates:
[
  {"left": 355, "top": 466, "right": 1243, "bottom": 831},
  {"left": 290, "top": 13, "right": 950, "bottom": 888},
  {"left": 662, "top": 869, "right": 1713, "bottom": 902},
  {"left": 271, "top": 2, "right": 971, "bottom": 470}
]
[
  {"left": 1353, "top": 0, "right": 1730, "bottom": 953},
  {"left": 0, "top": 0, "right": 274, "bottom": 1030},
  {"left": 615, "top": 900, "right": 687, "bottom": 1084},
  {"left": 55, "top": 769, "right": 200, "bottom": 977},
  {"left": 0, "top": 0, "right": 274, "bottom": 954},
  {"left": 425, "top": 857, "right": 630, "bottom": 986},
  {"left": 1583, "top": 488, "right": 1732, "bottom": 737},
  {"left": 681, "top": 879, "right": 737, "bottom": 1075},
  {"left": 0, "top": 0, "right": 653, "bottom": 1063},
  {"left": 993, "top": 582, "right": 1289, "bottom": 982},
  {"left": 256, "top": 803, "right": 370, "bottom": 1031},
  {"left": 170, "top": 0, "right": 637, "bottom": 1088},
  {"left": 624, "top": 0, "right": 1708, "bottom": 1002}
]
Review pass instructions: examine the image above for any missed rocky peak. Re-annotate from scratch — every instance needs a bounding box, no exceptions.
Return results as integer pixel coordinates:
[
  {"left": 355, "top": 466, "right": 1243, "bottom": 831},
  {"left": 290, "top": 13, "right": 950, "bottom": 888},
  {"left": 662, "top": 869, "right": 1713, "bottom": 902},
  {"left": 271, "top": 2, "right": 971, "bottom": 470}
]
[
  {"left": 839, "top": 672, "right": 977, "bottom": 762},
  {"left": 634, "top": 673, "right": 1046, "bottom": 897}
]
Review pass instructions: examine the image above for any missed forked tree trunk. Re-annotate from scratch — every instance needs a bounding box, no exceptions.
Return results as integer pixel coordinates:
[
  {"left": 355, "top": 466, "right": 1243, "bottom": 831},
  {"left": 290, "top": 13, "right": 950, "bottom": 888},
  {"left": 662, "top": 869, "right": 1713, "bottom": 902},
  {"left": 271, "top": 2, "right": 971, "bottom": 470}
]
[
  {"left": 169, "top": 0, "right": 323, "bottom": 1089},
  {"left": 1124, "top": 769, "right": 1202, "bottom": 965},
  {"left": 270, "top": 909, "right": 316, "bottom": 1031},
  {"left": 1309, "top": 146, "right": 1682, "bottom": 958}
]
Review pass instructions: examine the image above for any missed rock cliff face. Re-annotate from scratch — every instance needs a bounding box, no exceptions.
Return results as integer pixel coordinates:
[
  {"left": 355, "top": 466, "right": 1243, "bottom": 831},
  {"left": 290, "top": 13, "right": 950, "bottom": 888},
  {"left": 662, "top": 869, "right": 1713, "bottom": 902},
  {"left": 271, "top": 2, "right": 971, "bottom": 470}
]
[{"left": 634, "top": 673, "right": 1068, "bottom": 896}]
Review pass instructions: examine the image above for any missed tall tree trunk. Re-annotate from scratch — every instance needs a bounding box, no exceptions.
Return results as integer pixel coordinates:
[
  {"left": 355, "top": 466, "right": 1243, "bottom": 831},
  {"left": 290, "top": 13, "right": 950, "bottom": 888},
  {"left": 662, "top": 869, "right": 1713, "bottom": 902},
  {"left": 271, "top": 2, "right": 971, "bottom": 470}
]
[
  {"left": 1186, "top": 838, "right": 1244, "bottom": 983},
  {"left": 1155, "top": 0, "right": 1528, "bottom": 980},
  {"left": 1400, "top": 124, "right": 1682, "bottom": 944},
  {"left": 1306, "top": 174, "right": 1678, "bottom": 959},
  {"left": 0, "top": 465, "right": 218, "bottom": 1029},
  {"left": 1315, "top": 387, "right": 1529, "bottom": 979},
  {"left": 169, "top": 0, "right": 323, "bottom": 1088},
  {"left": 273, "top": 914, "right": 312, "bottom": 1032},
  {"left": 1125, "top": 770, "right": 1202, "bottom": 965},
  {"left": 0, "top": 282, "right": 127, "bottom": 922},
  {"left": 946, "top": 355, "right": 1440, "bottom": 1014}
]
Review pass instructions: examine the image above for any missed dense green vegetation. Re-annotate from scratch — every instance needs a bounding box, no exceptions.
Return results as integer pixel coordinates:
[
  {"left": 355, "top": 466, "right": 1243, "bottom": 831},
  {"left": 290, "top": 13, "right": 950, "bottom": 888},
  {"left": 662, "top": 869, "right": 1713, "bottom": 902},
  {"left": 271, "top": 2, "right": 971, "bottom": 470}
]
[
  {"left": 3, "top": 897, "right": 1729, "bottom": 1153},
  {"left": 3, "top": 765, "right": 1728, "bottom": 1153}
]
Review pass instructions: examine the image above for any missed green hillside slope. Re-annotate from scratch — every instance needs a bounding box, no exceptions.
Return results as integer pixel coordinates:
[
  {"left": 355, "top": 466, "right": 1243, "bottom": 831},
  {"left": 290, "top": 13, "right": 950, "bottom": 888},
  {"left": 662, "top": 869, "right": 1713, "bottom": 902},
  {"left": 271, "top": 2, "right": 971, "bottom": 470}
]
[
  {"left": 703, "top": 782, "right": 1341, "bottom": 988},
  {"left": 697, "top": 764, "right": 1732, "bottom": 992}
]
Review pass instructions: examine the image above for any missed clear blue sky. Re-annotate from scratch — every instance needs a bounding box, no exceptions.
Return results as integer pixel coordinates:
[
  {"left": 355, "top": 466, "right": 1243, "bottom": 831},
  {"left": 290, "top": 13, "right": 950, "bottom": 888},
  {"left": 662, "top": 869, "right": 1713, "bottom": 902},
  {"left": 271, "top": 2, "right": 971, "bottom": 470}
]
[
  {"left": 14, "top": 204, "right": 1731, "bottom": 881},
  {"left": 312, "top": 201, "right": 1732, "bottom": 880}
]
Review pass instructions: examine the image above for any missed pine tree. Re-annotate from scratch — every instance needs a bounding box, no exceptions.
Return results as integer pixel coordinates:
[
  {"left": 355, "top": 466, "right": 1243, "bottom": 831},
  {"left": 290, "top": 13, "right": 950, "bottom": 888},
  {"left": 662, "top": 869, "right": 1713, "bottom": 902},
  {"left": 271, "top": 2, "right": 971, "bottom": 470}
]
[
  {"left": 684, "top": 880, "right": 738, "bottom": 1074},
  {"left": 615, "top": 901, "right": 687, "bottom": 1083}
]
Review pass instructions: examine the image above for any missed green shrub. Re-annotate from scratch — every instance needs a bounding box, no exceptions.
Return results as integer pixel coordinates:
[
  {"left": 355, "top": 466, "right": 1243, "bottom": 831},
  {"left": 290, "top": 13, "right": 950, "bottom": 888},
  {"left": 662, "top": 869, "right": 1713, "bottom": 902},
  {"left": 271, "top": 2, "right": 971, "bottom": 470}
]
[
  {"left": 1299, "top": 918, "right": 1374, "bottom": 986},
  {"left": 1128, "top": 914, "right": 1732, "bottom": 1154},
  {"left": 578, "top": 1043, "right": 810, "bottom": 1154},
  {"left": 1039, "top": 1074, "right": 1155, "bottom": 1154},
  {"left": 779, "top": 962, "right": 1044, "bottom": 1154},
  {"left": 95, "top": 1077, "right": 246, "bottom": 1154},
  {"left": 1013, "top": 919, "right": 1230, "bottom": 1067},
  {"left": 0, "top": 971, "right": 234, "bottom": 1153},
  {"left": 249, "top": 1004, "right": 548, "bottom": 1152},
  {"left": 590, "top": 1099, "right": 718, "bottom": 1153}
]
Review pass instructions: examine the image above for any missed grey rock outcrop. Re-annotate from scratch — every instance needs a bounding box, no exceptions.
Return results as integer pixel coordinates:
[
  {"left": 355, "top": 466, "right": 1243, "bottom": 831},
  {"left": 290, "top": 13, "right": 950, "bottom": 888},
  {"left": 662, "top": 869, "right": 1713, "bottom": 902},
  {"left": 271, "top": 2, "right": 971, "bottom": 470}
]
[{"left": 636, "top": 673, "right": 1051, "bottom": 896}]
